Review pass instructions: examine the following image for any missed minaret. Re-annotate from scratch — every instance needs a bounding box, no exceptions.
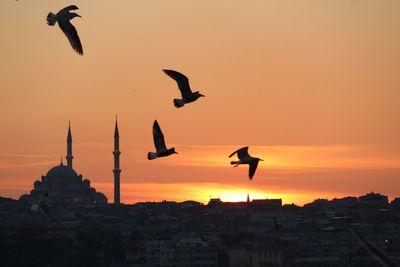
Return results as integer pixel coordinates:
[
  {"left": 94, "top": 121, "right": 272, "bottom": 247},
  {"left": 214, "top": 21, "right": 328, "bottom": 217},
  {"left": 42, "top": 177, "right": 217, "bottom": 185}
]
[
  {"left": 113, "top": 118, "right": 121, "bottom": 205},
  {"left": 66, "top": 121, "right": 73, "bottom": 168}
]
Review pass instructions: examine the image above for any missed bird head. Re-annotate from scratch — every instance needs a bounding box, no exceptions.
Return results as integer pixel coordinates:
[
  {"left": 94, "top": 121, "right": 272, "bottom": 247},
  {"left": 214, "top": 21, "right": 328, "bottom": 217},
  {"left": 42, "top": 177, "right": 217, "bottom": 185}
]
[
  {"left": 172, "top": 148, "right": 179, "bottom": 154},
  {"left": 72, "top": 13, "right": 82, "bottom": 18}
]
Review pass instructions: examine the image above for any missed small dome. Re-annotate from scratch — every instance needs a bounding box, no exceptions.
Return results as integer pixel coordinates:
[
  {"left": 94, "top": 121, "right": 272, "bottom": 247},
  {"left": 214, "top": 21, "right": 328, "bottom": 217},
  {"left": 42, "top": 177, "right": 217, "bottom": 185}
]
[
  {"left": 94, "top": 192, "right": 108, "bottom": 204},
  {"left": 19, "top": 194, "right": 30, "bottom": 202},
  {"left": 46, "top": 163, "right": 78, "bottom": 178},
  {"left": 82, "top": 179, "right": 90, "bottom": 189}
]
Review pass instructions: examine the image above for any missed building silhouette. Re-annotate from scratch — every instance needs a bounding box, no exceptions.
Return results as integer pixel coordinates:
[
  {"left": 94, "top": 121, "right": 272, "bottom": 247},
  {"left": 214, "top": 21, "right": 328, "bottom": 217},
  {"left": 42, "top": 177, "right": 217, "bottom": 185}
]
[{"left": 19, "top": 123, "right": 107, "bottom": 205}]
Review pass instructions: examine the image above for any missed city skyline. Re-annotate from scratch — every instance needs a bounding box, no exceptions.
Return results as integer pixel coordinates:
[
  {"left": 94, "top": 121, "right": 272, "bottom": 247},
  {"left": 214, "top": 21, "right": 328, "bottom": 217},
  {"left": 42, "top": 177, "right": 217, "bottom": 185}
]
[
  {"left": 1, "top": 1, "right": 400, "bottom": 205},
  {"left": 1, "top": 121, "right": 399, "bottom": 206}
]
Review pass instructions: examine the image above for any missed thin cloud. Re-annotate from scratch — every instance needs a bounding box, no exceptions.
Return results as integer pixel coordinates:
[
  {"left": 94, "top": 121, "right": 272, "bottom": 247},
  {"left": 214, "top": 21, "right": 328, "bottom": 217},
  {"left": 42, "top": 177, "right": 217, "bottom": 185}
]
[
  {"left": 0, "top": 161, "right": 55, "bottom": 169},
  {"left": 0, "top": 153, "right": 52, "bottom": 158},
  {"left": 158, "top": 144, "right": 400, "bottom": 169}
]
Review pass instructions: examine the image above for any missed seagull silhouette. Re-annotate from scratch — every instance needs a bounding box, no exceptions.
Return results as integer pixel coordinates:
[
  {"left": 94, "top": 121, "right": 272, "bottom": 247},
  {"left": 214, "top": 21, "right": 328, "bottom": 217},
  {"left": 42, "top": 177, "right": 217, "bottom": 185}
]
[
  {"left": 148, "top": 120, "right": 178, "bottom": 160},
  {"left": 46, "top": 5, "right": 83, "bottom": 55},
  {"left": 229, "top": 146, "right": 263, "bottom": 180},
  {"left": 163, "top": 69, "right": 205, "bottom": 108}
]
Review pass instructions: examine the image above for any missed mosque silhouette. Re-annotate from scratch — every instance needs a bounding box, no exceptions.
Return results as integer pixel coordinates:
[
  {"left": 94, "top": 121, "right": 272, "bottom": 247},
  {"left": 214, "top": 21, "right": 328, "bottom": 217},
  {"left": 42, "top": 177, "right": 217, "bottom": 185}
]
[{"left": 19, "top": 121, "right": 121, "bottom": 206}]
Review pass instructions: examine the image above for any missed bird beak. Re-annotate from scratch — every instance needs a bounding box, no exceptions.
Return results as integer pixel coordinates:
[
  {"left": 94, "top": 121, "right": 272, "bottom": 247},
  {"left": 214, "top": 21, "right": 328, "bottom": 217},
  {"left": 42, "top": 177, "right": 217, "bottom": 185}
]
[
  {"left": 174, "top": 151, "right": 179, "bottom": 154},
  {"left": 259, "top": 158, "right": 264, "bottom": 161},
  {"left": 200, "top": 94, "right": 205, "bottom": 97},
  {"left": 77, "top": 14, "right": 82, "bottom": 18}
]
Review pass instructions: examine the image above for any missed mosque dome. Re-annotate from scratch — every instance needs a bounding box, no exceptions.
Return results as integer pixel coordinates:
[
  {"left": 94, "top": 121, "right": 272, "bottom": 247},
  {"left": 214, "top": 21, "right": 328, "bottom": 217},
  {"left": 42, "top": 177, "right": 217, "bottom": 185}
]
[{"left": 46, "top": 163, "right": 78, "bottom": 178}]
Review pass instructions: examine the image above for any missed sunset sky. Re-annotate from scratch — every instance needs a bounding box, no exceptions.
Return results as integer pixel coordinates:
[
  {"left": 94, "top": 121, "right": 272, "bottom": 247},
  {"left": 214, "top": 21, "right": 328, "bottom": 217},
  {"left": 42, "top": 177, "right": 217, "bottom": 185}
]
[{"left": 1, "top": 1, "right": 399, "bottom": 205}]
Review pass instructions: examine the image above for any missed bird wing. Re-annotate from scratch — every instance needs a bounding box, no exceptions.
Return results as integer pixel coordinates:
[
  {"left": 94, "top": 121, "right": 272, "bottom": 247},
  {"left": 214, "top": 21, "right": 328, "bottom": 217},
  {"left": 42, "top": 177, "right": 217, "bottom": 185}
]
[
  {"left": 163, "top": 69, "right": 193, "bottom": 98},
  {"left": 248, "top": 160, "right": 259, "bottom": 180},
  {"left": 59, "top": 5, "right": 79, "bottom": 13},
  {"left": 229, "top": 146, "right": 249, "bottom": 159},
  {"left": 58, "top": 19, "right": 83, "bottom": 55},
  {"left": 153, "top": 120, "right": 167, "bottom": 152}
]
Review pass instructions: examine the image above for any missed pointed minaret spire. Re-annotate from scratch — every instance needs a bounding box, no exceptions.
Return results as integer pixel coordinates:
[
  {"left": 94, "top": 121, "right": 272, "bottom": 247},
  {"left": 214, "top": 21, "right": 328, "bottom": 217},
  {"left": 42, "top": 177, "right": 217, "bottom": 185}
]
[
  {"left": 113, "top": 117, "right": 121, "bottom": 205},
  {"left": 114, "top": 116, "right": 119, "bottom": 139},
  {"left": 66, "top": 121, "right": 73, "bottom": 168},
  {"left": 247, "top": 193, "right": 250, "bottom": 204}
]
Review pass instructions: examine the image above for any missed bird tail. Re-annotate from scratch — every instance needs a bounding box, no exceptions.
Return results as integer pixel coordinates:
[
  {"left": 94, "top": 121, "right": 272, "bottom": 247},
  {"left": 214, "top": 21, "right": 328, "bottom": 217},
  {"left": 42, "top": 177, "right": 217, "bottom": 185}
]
[
  {"left": 231, "top": 161, "right": 240, "bottom": 167},
  {"left": 46, "top": 12, "right": 57, "bottom": 26},
  {"left": 173, "top": 99, "right": 185, "bottom": 108},
  {"left": 147, "top": 152, "right": 157, "bottom": 160}
]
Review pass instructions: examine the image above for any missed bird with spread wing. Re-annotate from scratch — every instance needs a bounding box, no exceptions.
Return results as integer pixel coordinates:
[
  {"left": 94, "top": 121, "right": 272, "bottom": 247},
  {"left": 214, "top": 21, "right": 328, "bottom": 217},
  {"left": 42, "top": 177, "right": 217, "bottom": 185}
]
[
  {"left": 46, "top": 5, "right": 83, "bottom": 55},
  {"left": 148, "top": 120, "right": 178, "bottom": 160},
  {"left": 163, "top": 69, "right": 205, "bottom": 108},
  {"left": 229, "top": 146, "right": 263, "bottom": 180}
]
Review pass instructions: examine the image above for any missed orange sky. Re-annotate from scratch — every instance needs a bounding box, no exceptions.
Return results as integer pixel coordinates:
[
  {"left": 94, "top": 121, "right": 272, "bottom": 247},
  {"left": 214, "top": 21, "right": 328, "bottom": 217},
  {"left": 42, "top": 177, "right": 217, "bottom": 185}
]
[{"left": 0, "top": 1, "right": 399, "bottom": 205}]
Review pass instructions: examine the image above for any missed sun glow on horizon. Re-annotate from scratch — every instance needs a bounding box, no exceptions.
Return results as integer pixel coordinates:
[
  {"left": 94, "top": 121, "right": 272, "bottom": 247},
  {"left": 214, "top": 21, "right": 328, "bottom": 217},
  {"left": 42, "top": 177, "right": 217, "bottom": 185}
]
[
  {"left": 89, "top": 182, "right": 354, "bottom": 206},
  {"left": 1, "top": 143, "right": 400, "bottom": 206}
]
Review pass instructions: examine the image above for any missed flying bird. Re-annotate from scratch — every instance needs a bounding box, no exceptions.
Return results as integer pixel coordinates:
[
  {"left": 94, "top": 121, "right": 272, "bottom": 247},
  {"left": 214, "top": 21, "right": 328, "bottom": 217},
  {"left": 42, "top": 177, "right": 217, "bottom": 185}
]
[
  {"left": 46, "top": 5, "right": 83, "bottom": 55},
  {"left": 229, "top": 146, "right": 263, "bottom": 180},
  {"left": 163, "top": 69, "right": 205, "bottom": 108},
  {"left": 148, "top": 120, "right": 178, "bottom": 160}
]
